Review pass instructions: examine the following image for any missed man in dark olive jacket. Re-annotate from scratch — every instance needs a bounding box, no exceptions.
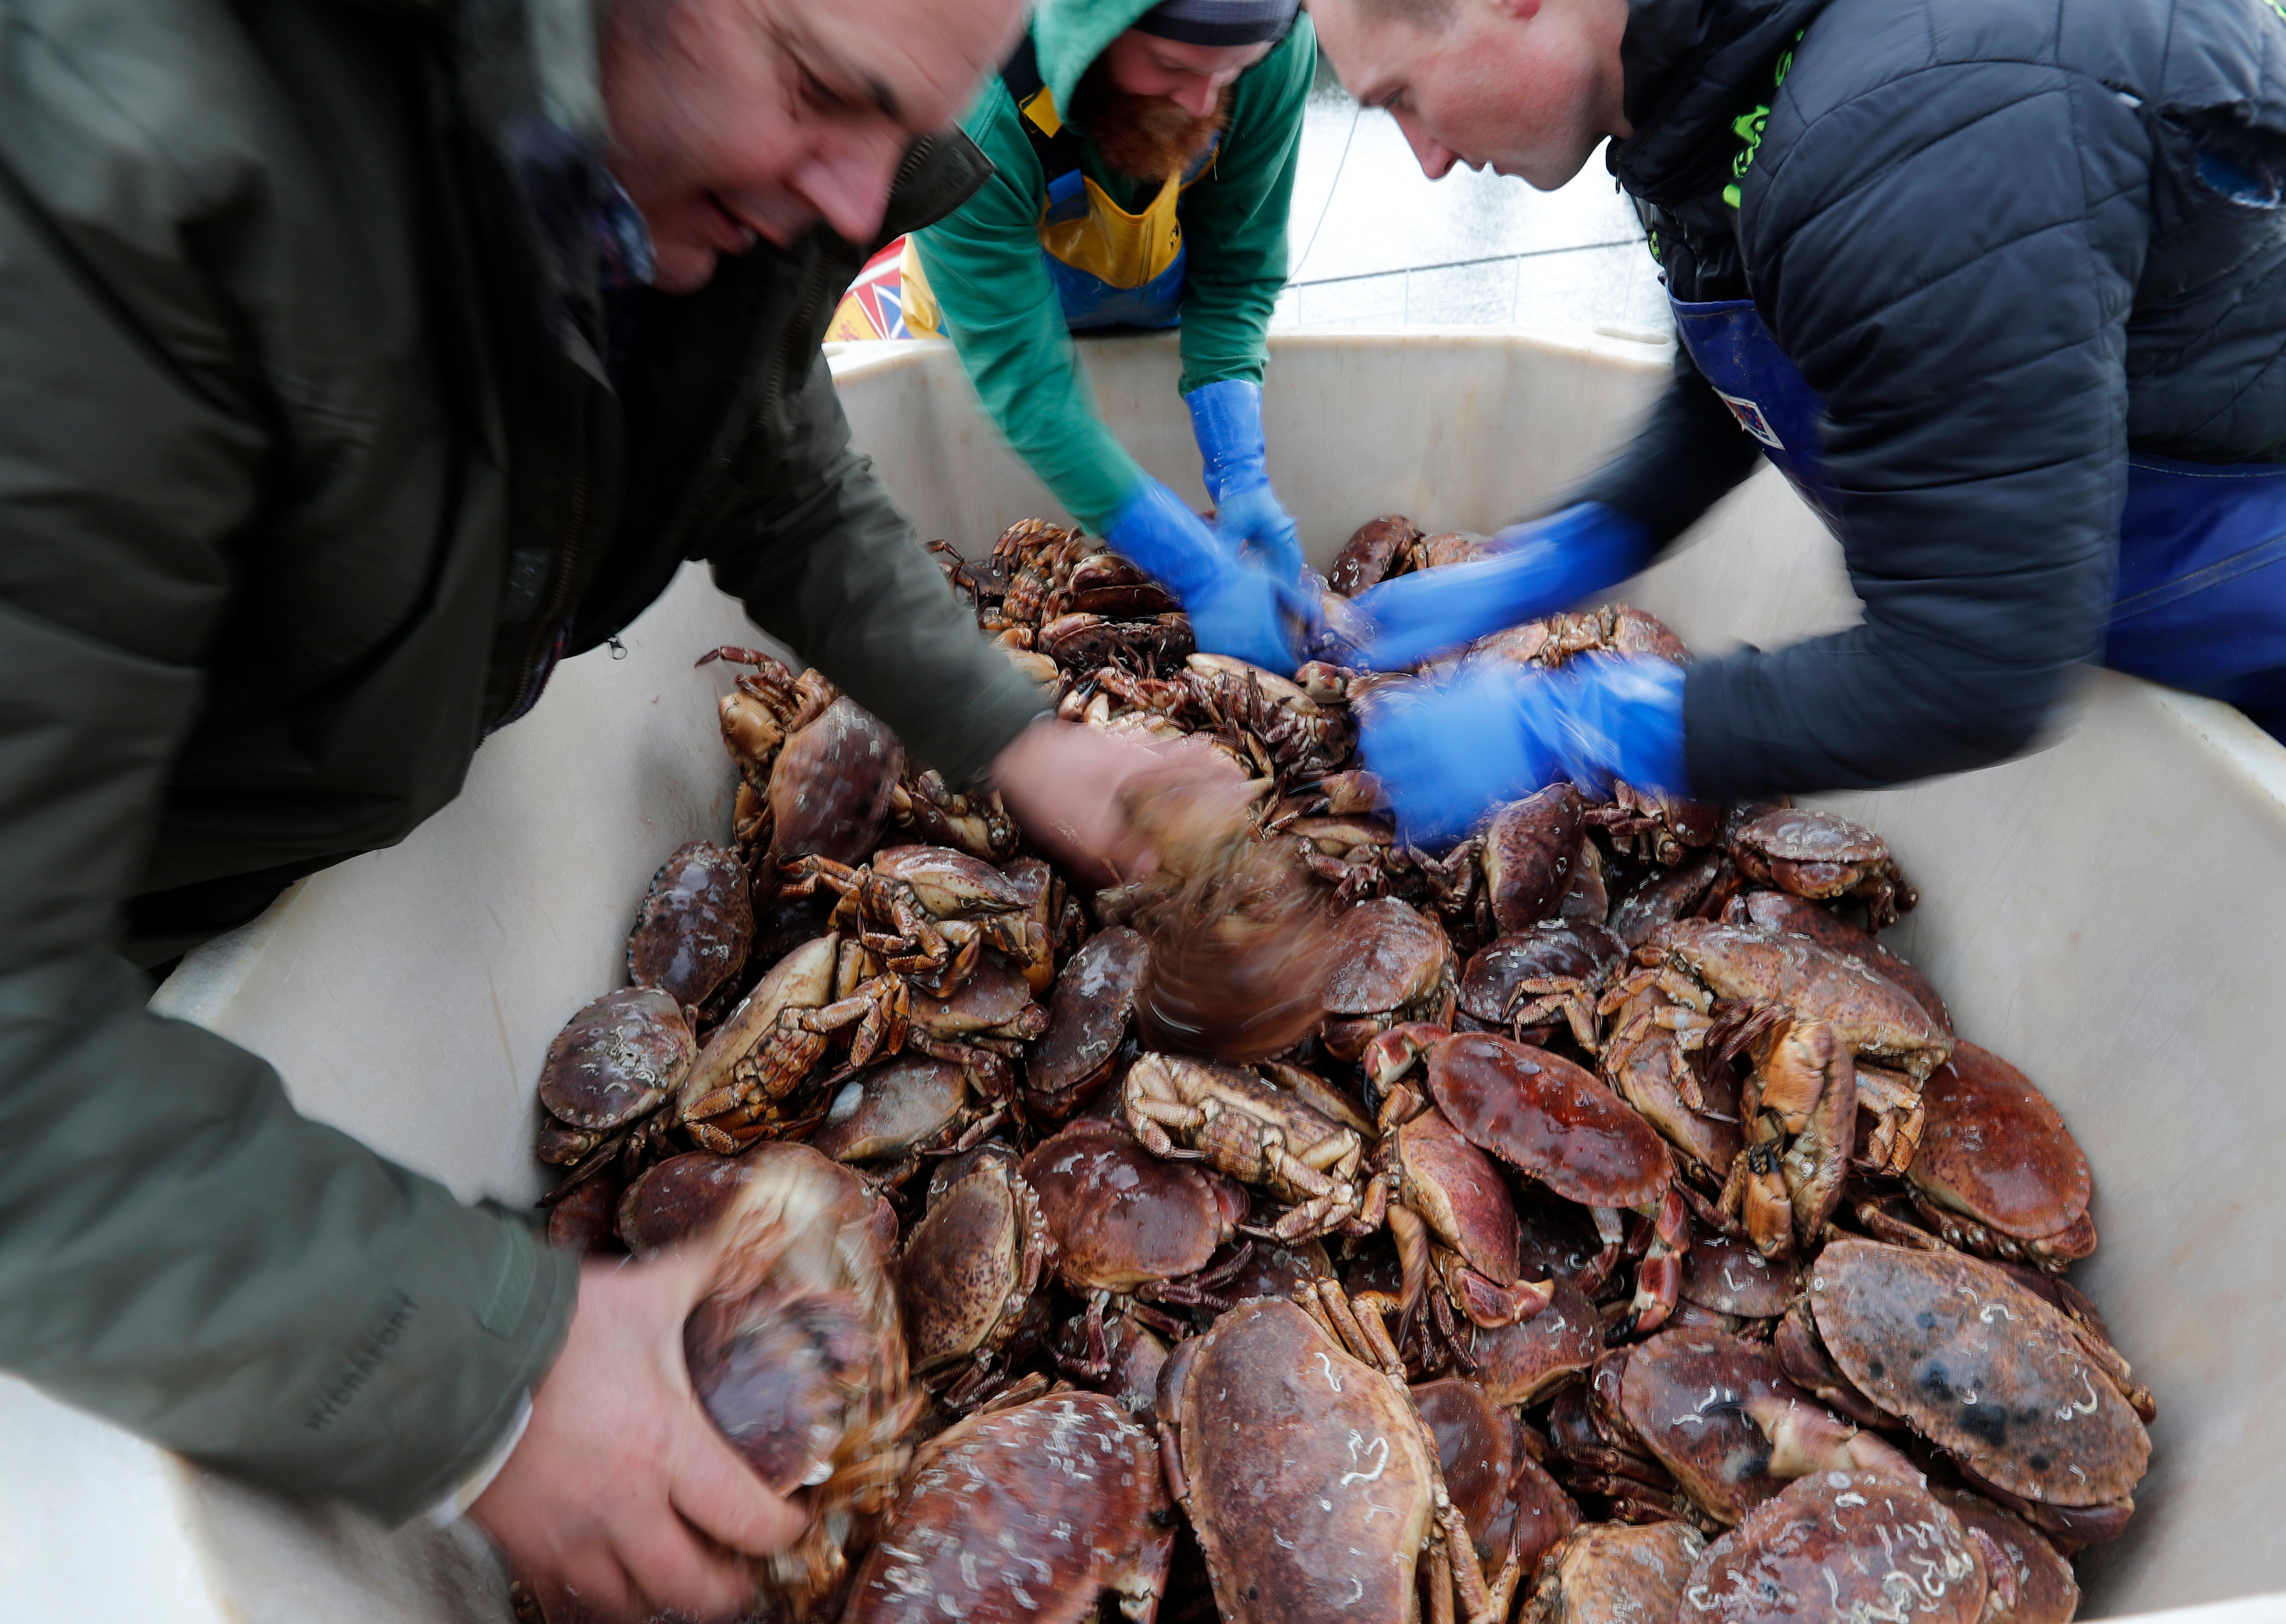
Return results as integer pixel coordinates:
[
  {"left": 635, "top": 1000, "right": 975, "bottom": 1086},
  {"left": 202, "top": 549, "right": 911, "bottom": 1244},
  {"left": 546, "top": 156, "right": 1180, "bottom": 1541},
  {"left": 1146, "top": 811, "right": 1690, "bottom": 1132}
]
[
  {"left": 0, "top": 0, "right": 1212, "bottom": 1616},
  {"left": 1307, "top": 0, "right": 2286, "bottom": 841}
]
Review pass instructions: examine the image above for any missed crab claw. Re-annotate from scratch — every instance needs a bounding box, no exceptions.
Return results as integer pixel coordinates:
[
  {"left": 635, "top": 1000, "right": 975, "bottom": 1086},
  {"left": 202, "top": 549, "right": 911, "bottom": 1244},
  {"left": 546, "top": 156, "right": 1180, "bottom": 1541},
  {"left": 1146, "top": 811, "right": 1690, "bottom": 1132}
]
[
  {"left": 1360, "top": 1021, "right": 1450, "bottom": 1094},
  {"left": 1621, "top": 1189, "right": 1689, "bottom": 1335},
  {"left": 1444, "top": 1264, "right": 1555, "bottom": 1330},
  {"left": 1744, "top": 1392, "right": 1919, "bottom": 1483}
]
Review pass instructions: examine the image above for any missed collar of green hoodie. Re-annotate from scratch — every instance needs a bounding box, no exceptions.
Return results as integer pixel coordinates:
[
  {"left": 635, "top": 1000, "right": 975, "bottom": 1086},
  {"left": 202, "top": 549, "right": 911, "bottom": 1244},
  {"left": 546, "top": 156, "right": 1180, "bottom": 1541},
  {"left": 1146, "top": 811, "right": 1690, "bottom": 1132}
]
[{"left": 1032, "top": 0, "right": 1174, "bottom": 125}]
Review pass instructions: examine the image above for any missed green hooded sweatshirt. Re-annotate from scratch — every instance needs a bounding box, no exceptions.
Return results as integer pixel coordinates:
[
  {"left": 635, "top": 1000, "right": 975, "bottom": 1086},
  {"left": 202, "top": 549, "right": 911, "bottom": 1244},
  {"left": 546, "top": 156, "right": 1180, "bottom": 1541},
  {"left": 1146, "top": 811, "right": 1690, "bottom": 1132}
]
[{"left": 913, "top": 0, "right": 1315, "bottom": 533}]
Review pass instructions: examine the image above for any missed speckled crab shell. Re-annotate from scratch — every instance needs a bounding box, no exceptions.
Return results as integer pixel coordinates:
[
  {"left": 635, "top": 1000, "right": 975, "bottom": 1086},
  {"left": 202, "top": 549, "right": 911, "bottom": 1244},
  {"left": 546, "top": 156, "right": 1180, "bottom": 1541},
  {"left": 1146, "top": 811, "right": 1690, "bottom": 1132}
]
[
  {"left": 1521, "top": 1522, "right": 1706, "bottom": 1624},
  {"left": 536, "top": 987, "right": 696, "bottom": 1131},
  {"left": 839, "top": 1391, "right": 1173, "bottom": 1624},
  {"left": 1732, "top": 805, "right": 1890, "bottom": 869},
  {"left": 627, "top": 841, "right": 754, "bottom": 1009},
  {"left": 1482, "top": 785, "right": 1584, "bottom": 933},
  {"left": 1907, "top": 1042, "right": 2093, "bottom": 1254},
  {"left": 766, "top": 695, "right": 905, "bottom": 870},
  {"left": 1426, "top": 1030, "right": 1674, "bottom": 1210},
  {"left": 1321, "top": 897, "right": 1455, "bottom": 1018},
  {"left": 1457, "top": 922, "right": 1627, "bottom": 1030},
  {"left": 1807, "top": 1239, "right": 2150, "bottom": 1509},
  {"left": 1167, "top": 1298, "right": 1438, "bottom": 1624},
  {"left": 1683, "top": 1470, "right": 1987, "bottom": 1624},
  {"left": 1615, "top": 1331, "right": 1822, "bottom": 1526},
  {"left": 1020, "top": 1120, "right": 1242, "bottom": 1296},
  {"left": 1023, "top": 926, "right": 1149, "bottom": 1120}
]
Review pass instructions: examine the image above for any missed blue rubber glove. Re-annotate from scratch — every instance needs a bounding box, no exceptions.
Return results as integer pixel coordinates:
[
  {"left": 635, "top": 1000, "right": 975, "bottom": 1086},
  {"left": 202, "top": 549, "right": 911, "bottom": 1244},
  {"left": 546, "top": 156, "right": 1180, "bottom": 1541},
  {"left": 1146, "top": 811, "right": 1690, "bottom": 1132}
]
[
  {"left": 1186, "top": 379, "right": 1305, "bottom": 583},
  {"left": 1358, "top": 653, "right": 1689, "bottom": 847},
  {"left": 1350, "top": 502, "right": 1657, "bottom": 671},
  {"left": 1108, "top": 477, "right": 1306, "bottom": 673}
]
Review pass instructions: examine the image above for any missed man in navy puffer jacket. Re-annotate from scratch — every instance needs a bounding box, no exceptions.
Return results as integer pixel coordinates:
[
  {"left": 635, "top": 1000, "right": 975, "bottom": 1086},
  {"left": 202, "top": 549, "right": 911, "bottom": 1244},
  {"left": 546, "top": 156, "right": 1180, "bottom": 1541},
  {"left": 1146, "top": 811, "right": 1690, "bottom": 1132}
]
[{"left": 1309, "top": 0, "right": 2286, "bottom": 840}]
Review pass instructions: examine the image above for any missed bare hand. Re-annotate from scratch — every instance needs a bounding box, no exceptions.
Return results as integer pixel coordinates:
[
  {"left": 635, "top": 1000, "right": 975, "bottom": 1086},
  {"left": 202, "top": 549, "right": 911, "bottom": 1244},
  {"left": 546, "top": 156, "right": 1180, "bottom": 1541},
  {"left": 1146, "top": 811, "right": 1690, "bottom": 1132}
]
[
  {"left": 987, "top": 717, "right": 1248, "bottom": 886},
  {"left": 472, "top": 1252, "right": 803, "bottom": 1622}
]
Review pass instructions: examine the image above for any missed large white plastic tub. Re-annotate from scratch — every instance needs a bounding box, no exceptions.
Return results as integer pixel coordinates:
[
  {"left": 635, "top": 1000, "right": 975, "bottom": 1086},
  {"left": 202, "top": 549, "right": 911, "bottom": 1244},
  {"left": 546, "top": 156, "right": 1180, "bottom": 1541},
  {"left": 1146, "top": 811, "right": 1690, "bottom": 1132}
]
[{"left": 7, "top": 329, "right": 2283, "bottom": 1622}]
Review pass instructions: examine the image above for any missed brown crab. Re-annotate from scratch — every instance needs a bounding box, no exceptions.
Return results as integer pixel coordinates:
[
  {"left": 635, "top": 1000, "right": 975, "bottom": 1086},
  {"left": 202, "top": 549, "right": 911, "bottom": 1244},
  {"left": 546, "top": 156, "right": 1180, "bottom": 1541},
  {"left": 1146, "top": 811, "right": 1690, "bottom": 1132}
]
[
  {"left": 1038, "top": 612, "right": 1194, "bottom": 672},
  {"left": 1677, "top": 1219, "right": 1799, "bottom": 1327},
  {"left": 1724, "top": 889, "right": 1951, "bottom": 1033},
  {"left": 1020, "top": 1118, "right": 1252, "bottom": 1370},
  {"left": 1894, "top": 1041, "right": 2096, "bottom": 1271},
  {"left": 1365, "top": 1091, "right": 1556, "bottom": 1354},
  {"left": 1415, "top": 1376, "right": 1581, "bottom": 1614},
  {"left": 1731, "top": 805, "right": 1919, "bottom": 930},
  {"left": 1328, "top": 513, "right": 1423, "bottom": 596},
  {"left": 625, "top": 840, "right": 754, "bottom": 1013},
  {"left": 1683, "top": 1470, "right": 1988, "bottom": 1624},
  {"left": 1480, "top": 785, "right": 1585, "bottom": 933},
  {"left": 1023, "top": 926, "right": 1149, "bottom": 1122},
  {"left": 1520, "top": 1521, "right": 1707, "bottom": 1624},
  {"left": 1457, "top": 921, "right": 1628, "bottom": 1051},
  {"left": 1792, "top": 1239, "right": 2152, "bottom": 1545},
  {"left": 678, "top": 935, "right": 892, "bottom": 1150},
  {"left": 888, "top": 766, "right": 1019, "bottom": 863},
  {"left": 694, "top": 652, "right": 907, "bottom": 872},
  {"left": 807, "top": 1055, "right": 1002, "bottom": 1187},
  {"left": 896, "top": 1154, "right": 1054, "bottom": 1410},
  {"left": 533, "top": 987, "right": 696, "bottom": 1168},
  {"left": 1318, "top": 897, "right": 1459, "bottom": 1060},
  {"left": 1607, "top": 846, "right": 1729, "bottom": 948},
  {"left": 1466, "top": 1273, "right": 1604, "bottom": 1404},
  {"left": 838, "top": 1391, "right": 1174, "bottom": 1624},
  {"left": 1165, "top": 1292, "right": 1499, "bottom": 1624},
  {"left": 1543, "top": 1377, "right": 1692, "bottom": 1524},
  {"left": 1715, "top": 1012, "right": 1859, "bottom": 1259},
  {"left": 792, "top": 845, "right": 1045, "bottom": 992},
  {"left": 1933, "top": 1487, "right": 2081, "bottom": 1624},
  {"left": 1597, "top": 974, "right": 1745, "bottom": 1190},
  {"left": 1368, "top": 1026, "right": 1689, "bottom": 1334},
  {"left": 1122, "top": 1052, "right": 1370, "bottom": 1241},
  {"left": 684, "top": 1144, "right": 919, "bottom": 1620}
]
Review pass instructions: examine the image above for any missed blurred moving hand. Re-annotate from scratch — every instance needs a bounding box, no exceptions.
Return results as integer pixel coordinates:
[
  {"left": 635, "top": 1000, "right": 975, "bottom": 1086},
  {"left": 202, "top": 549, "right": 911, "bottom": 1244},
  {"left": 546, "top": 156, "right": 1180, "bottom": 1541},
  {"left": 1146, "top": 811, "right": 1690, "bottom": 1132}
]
[
  {"left": 1187, "top": 379, "right": 1306, "bottom": 583},
  {"left": 1107, "top": 476, "right": 1307, "bottom": 675},
  {"left": 1358, "top": 652, "right": 1688, "bottom": 847},
  {"left": 472, "top": 1253, "right": 802, "bottom": 1623},
  {"left": 989, "top": 716, "right": 1251, "bottom": 886},
  {"left": 1350, "top": 502, "right": 1655, "bottom": 671}
]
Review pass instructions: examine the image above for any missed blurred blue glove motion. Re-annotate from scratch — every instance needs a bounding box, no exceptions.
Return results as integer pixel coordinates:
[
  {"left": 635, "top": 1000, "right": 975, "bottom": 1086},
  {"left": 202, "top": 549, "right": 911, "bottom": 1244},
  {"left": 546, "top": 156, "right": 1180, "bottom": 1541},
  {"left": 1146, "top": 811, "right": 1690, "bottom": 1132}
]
[
  {"left": 1186, "top": 379, "right": 1305, "bottom": 583},
  {"left": 1359, "top": 653, "right": 1690, "bottom": 847},
  {"left": 1108, "top": 476, "right": 1306, "bottom": 673},
  {"left": 1351, "top": 502, "right": 1656, "bottom": 671}
]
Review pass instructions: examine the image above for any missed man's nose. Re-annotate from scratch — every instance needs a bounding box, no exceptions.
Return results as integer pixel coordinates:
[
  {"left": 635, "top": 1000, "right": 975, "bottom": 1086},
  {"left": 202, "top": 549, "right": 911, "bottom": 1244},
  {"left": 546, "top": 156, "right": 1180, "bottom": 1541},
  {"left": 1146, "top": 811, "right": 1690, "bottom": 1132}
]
[
  {"left": 1396, "top": 113, "right": 1456, "bottom": 180},
  {"left": 796, "top": 126, "right": 906, "bottom": 245},
  {"left": 1170, "top": 74, "right": 1223, "bottom": 118}
]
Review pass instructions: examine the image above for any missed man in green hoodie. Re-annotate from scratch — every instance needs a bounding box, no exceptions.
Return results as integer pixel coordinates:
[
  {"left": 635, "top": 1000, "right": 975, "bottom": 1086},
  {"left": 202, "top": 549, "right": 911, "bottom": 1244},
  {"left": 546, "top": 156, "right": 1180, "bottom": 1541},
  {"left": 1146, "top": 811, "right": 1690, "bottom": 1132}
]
[{"left": 913, "top": 0, "right": 1316, "bottom": 672}]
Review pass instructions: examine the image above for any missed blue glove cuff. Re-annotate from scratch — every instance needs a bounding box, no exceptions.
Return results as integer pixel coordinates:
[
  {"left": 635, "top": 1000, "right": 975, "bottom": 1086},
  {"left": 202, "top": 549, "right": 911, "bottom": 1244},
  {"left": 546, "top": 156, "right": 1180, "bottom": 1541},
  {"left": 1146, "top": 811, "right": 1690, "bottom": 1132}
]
[
  {"left": 1107, "top": 477, "right": 1228, "bottom": 604},
  {"left": 1185, "top": 379, "right": 1268, "bottom": 506},
  {"left": 1489, "top": 502, "right": 1658, "bottom": 608}
]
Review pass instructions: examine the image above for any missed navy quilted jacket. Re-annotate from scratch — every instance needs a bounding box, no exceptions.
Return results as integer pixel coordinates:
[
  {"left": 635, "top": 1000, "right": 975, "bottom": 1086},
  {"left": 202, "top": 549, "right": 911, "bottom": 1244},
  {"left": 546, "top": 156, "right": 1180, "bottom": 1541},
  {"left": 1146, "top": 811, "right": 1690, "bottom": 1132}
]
[{"left": 1574, "top": 0, "right": 2286, "bottom": 795}]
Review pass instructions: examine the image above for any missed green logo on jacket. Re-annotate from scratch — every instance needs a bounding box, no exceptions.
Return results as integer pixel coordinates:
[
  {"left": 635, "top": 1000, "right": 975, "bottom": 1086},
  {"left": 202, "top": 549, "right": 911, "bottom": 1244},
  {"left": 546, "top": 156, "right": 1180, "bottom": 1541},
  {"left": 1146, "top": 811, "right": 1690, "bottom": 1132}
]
[{"left": 1725, "top": 33, "right": 1803, "bottom": 209}]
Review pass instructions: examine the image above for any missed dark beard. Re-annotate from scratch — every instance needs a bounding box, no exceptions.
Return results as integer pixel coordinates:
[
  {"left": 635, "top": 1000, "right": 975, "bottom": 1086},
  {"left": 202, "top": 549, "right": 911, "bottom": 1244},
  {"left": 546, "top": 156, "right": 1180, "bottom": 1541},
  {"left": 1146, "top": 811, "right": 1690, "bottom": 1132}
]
[{"left": 1070, "top": 60, "right": 1232, "bottom": 183}]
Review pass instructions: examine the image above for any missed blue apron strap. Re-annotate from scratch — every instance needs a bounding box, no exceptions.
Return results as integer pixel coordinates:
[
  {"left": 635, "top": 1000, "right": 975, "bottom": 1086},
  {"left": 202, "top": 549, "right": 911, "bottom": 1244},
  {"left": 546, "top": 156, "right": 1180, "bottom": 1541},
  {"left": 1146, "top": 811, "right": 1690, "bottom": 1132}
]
[{"left": 1668, "top": 295, "right": 1846, "bottom": 530}]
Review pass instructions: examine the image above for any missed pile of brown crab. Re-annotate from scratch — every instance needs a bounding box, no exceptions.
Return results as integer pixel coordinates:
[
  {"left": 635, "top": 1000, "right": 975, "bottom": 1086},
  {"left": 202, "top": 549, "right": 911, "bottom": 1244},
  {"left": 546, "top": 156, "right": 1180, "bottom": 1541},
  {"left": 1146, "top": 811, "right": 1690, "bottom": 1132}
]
[{"left": 522, "top": 513, "right": 2149, "bottom": 1624}]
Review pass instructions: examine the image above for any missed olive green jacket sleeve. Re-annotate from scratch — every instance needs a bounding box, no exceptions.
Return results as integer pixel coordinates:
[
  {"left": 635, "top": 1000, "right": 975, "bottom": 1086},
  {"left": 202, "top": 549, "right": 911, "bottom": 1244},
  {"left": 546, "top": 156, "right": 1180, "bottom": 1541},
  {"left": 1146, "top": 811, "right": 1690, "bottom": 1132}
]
[
  {"left": 912, "top": 83, "right": 1149, "bottom": 534},
  {"left": 0, "top": 123, "right": 574, "bottom": 1525},
  {"left": 1174, "top": 17, "right": 1314, "bottom": 397},
  {"left": 693, "top": 347, "right": 1051, "bottom": 789}
]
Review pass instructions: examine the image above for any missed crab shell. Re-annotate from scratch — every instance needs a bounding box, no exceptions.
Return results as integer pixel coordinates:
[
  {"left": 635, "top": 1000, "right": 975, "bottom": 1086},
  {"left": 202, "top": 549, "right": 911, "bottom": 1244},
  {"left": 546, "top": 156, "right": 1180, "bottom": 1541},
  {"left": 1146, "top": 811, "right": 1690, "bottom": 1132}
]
[
  {"left": 1520, "top": 1522, "right": 1706, "bottom": 1624},
  {"left": 765, "top": 695, "right": 905, "bottom": 870},
  {"left": 1426, "top": 1030, "right": 1675, "bottom": 1211},
  {"left": 1414, "top": 1376, "right": 1579, "bottom": 1575},
  {"left": 1726, "top": 889, "right": 1951, "bottom": 1034},
  {"left": 1329, "top": 513, "right": 1421, "bottom": 596},
  {"left": 544, "top": 1174, "right": 625, "bottom": 1254},
  {"left": 1684, "top": 1470, "right": 1987, "bottom": 1624},
  {"left": 839, "top": 1392, "right": 1173, "bottom": 1624},
  {"left": 536, "top": 987, "right": 696, "bottom": 1132},
  {"left": 1020, "top": 1121, "right": 1244, "bottom": 1295},
  {"left": 619, "top": 1143, "right": 894, "bottom": 1258},
  {"left": 1599, "top": 980, "right": 1745, "bottom": 1178},
  {"left": 1038, "top": 611, "right": 1193, "bottom": 671},
  {"left": 1615, "top": 1331, "right": 1824, "bottom": 1525},
  {"left": 1730, "top": 804, "right": 1890, "bottom": 888},
  {"left": 1320, "top": 897, "right": 1457, "bottom": 1058},
  {"left": 1482, "top": 785, "right": 1584, "bottom": 932},
  {"left": 1650, "top": 919, "right": 1953, "bottom": 1080},
  {"left": 1906, "top": 1041, "right": 2094, "bottom": 1261},
  {"left": 1679, "top": 1220, "right": 1799, "bottom": 1320},
  {"left": 1457, "top": 922, "right": 1627, "bottom": 1032},
  {"left": 1808, "top": 1239, "right": 2150, "bottom": 1509},
  {"left": 626, "top": 841, "right": 754, "bottom": 1010},
  {"left": 906, "top": 957, "right": 1046, "bottom": 1040},
  {"left": 1023, "top": 926, "right": 1149, "bottom": 1120},
  {"left": 1466, "top": 1274, "right": 1604, "bottom": 1405},
  {"left": 1389, "top": 1107, "right": 1525, "bottom": 1293},
  {"left": 1607, "top": 847, "right": 1726, "bottom": 949},
  {"left": 1165, "top": 1298, "right": 1437, "bottom": 1624},
  {"left": 684, "top": 1148, "right": 918, "bottom": 1621},
  {"left": 1933, "top": 1488, "right": 2081, "bottom": 1624},
  {"left": 897, "top": 1159, "right": 1052, "bottom": 1380},
  {"left": 808, "top": 1056, "right": 970, "bottom": 1163}
]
